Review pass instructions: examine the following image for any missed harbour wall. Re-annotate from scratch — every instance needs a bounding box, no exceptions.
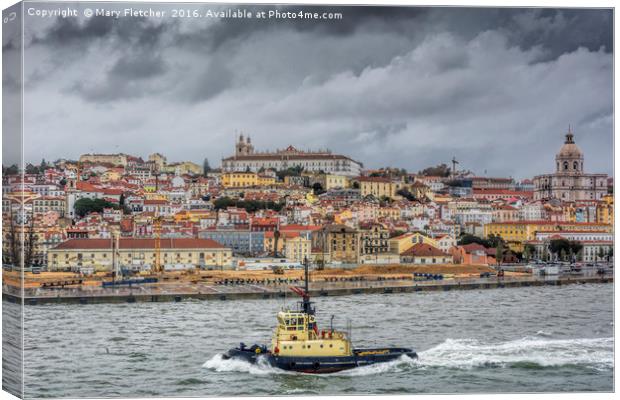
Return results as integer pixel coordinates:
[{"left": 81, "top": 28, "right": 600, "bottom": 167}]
[{"left": 3, "top": 275, "right": 613, "bottom": 306}]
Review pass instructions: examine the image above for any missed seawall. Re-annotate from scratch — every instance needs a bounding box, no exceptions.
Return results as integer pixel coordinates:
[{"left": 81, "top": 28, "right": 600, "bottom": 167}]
[{"left": 3, "top": 275, "right": 613, "bottom": 306}]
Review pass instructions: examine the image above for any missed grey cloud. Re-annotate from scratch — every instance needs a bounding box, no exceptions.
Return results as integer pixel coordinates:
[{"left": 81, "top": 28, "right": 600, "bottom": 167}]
[
  {"left": 18, "top": 6, "right": 613, "bottom": 179},
  {"left": 109, "top": 52, "right": 166, "bottom": 80}
]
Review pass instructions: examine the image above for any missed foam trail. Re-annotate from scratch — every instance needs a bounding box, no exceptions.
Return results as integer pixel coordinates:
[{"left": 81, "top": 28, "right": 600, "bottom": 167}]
[
  {"left": 418, "top": 337, "right": 613, "bottom": 370},
  {"left": 203, "top": 337, "right": 613, "bottom": 376},
  {"left": 202, "top": 354, "right": 292, "bottom": 376}
]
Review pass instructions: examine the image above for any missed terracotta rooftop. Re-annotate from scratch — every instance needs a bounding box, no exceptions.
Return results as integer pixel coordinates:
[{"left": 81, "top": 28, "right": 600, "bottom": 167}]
[{"left": 401, "top": 243, "right": 449, "bottom": 257}]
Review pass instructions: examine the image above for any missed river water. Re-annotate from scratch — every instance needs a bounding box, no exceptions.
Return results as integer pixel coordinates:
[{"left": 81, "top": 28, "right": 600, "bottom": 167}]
[{"left": 11, "top": 283, "right": 614, "bottom": 398}]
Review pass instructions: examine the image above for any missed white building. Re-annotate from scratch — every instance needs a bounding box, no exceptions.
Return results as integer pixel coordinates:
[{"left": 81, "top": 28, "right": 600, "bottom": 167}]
[
  {"left": 221, "top": 135, "right": 363, "bottom": 177},
  {"left": 533, "top": 130, "right": 608, "bottom": 201}
]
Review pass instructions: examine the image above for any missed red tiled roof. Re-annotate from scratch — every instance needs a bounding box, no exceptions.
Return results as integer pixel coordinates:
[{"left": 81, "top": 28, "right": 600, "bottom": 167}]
[
  {"left": 461, "top": 243, "right": 488, "bottom": 253},
  {"left": 53, "top": 238, "right": 225, "bottom": 250},
  {"left": 280, "top": 224, "right": 321, "bottom": 231},
  {"left": 401, "top": 243, "right": 448, "bottom": 257}
]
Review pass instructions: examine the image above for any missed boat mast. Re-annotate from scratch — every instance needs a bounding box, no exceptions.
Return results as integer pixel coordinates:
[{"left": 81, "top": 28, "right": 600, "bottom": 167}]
[{"left": 302, "top": 257, "right": 313, "bottom": 315}]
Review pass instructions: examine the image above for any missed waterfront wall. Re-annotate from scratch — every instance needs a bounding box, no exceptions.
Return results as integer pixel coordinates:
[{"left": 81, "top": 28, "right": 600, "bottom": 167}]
[{"left": 3, "top": 276, "right": 613, "bottom": 306}]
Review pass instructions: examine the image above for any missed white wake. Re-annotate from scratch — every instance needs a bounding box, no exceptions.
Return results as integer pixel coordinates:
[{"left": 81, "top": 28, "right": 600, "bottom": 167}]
[{"left": 203, "top": 337, "right": 613, "bottom": 376}]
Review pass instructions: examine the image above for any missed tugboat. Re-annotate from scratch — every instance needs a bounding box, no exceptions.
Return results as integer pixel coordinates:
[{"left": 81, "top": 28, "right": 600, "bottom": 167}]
[{"left": 222, "top": 259, "right": 417, "bottom": 373}]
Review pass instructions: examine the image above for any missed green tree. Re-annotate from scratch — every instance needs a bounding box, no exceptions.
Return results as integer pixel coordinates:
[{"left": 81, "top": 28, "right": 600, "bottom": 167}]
[
  {"left": 25, "top": 163, "right": 39, "bottom": 175},
  {"left": 74, "top": 198, "right": 119, "bottom": 218},
  {"left": 3, "top": 164, "right": 19, "bottom": 175},
  {"left": 495, "top": 241, "right": 504, "bottom": 265},
  {"left": 419, "top": 163, "right": 451, "bottom": 177},
  {"left": 458, "top": 234, "right": 487, "bottom": 247},
  {"left": 312, "top": 182, "right": 325, "bottom": 195},
  {"left": 390, "top": 230, "right": 405, "bottom": 238},
  {"left": 275, "top": 166, "right": 304, "bottom": 180},
  {"left": 549, "top": 238, "right": 570, "bottom": 260},
  {"left": 522, "top": 243, "right": 535, "bottom": 262},
  {"left": 396, "top": 188, "right": 416, "bottom": 201},
  {"left": 568, "top": 241, "right": 583, "bottom": 262},
  {"left": 560, "top": 248, "right": 567, "bottom": 262}
]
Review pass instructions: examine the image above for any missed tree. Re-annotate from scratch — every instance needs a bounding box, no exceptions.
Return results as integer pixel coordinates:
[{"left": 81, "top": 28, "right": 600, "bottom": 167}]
[
  {"left": 212, "top": 196, "right": 284, "bottom": 212},
  {"left": 3, "top": 164, "right": 19, "bottom": 175},
  {"left": 390, "top": 230, "right": 405, "bottom": 238},
  {"left": 379, "top": 196, "right": 393, "bottom": 205},
  {"left": 560, "top": 248, "right": 567, "bottom": 262},
  {"left": 597, "top": 247, "right": 606, "bottom": 263},
  {"left": 25, "top": 163, "right": 39, "bottom": 175},
  {"left": 352, "top": 181, "right": 360, "bottom": 189},
  {"left": 74, "top": 198, "right": 119, "bottom": 218},
  {"left": 458, "top": 234, "right": 487, "bottom": 246},
  {"left": 202, "top": 158, "right": 211, "bottom": 176},
  {"left": 568, "top": 241, "right": 583, "bottom": 262},
  {"left": 396, "top": 188, "right": 416, "bottom": 201},
  {"left": 495, "top": 241, "right": 504, "bottom": 266},
  {"left": 607, "top": 247, "right": 613, "bottom": 261},
  {"left": 486, "top": 234, "right": 505, "bottom": 248},
  {"left": 549, "top": 238, "right": 571, "bottom": 260},
  {"left": 522, "top": 244, "right": 535, "bottom": 262},
  {"left": 275, "top": 166, "right": 304, "bottom": 180},
  {"left": 419, "top": 163, "right": 451, "bottom": 177},
  {"left": 312, "top": 183, "right": 325, "bottom": 195}
]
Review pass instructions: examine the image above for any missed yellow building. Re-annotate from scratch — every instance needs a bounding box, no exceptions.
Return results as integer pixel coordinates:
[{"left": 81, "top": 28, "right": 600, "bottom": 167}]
[
  {"left": 257, "top": 175, "right": 277, "bottom": 186},
  {"left": 174, "top": 210, "right": 215, "bottom": 223},
  {"left": 359, "top": 177, "right": 397, "bottom": 199},
  {"left": 283, "top": 236, "right": 311, "bottom": 263},
  {"left": 388, "top": 232, "right": 438, "bottom": 254},
  {"left": 221, "top": 172, "right": 258, "bottom": 188},
  {"left": 221, "top": 172, "right": 276, "bottom": 188},
  {"left": 48, "top": 238, "right": 233, "bottom": 271},
  {"left": 597, "top": 194, "right": 614, "bottom": 225},
  {"left": 324, "top": 174, "right": 349, "bottom": 190},
  {"left": 484, "top": 221, "right": 613, "bottom": 251}
]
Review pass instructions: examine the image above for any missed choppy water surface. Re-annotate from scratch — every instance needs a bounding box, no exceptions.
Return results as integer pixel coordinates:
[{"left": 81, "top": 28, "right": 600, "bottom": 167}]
[{"left": 18, "top": 283, "right": 614, "bottom": 398}]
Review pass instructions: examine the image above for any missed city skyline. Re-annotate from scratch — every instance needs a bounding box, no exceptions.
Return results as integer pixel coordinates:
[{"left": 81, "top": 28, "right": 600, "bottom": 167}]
[{"left": 3, "top": 5, "right": 613, "bottom": 179}]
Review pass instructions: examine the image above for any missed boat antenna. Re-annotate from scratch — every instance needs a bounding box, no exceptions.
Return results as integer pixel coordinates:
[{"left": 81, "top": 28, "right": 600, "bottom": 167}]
[
  {"left": 304, "top": 256, "right": 309, "bottom": 295},
  {"left": 289, "top": 257, "right": 314, "bottom": 315}
]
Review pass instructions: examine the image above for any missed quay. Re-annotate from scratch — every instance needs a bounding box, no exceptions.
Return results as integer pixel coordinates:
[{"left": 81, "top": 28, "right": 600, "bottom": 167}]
[{"left": 3, "top": 274, "right": 613, "bottom": 305}]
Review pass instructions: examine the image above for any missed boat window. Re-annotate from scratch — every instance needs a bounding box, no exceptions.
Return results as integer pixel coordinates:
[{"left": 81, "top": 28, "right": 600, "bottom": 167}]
[
  {"left": 329, "top": 344, "right": 333, "bottom": 348},
  {"left": 320, "top": 344, "right": 324, "bottom": 348}
]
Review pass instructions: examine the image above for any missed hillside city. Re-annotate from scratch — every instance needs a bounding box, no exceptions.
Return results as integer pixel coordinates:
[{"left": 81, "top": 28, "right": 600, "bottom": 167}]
[{"left": 2, "top": 130, "right": 614, "bottom": 275}]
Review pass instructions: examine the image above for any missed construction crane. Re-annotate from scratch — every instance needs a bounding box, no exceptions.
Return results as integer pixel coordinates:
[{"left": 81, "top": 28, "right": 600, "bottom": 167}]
[{"left": 451, "top": 156, "right": 460, "bottom": 177}]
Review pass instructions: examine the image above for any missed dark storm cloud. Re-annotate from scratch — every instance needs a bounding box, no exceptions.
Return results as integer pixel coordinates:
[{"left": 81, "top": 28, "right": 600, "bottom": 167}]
[
  {"left": 30, "top": 15, "right": 115, "bottom": 47},
  {"left": 20, "top": 5, "right": 613, "bottom": 178}
]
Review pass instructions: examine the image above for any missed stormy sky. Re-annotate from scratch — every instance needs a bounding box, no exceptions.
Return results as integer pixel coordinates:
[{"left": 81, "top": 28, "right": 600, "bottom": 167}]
[{"left": 3, "top": 3, "right": 614, "bottom": 179}]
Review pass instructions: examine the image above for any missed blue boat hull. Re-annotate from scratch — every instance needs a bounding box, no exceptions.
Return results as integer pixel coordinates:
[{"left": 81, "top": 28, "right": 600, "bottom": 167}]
[{"left": 223, "top": 347, "right": 417, "bottom": 374}]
